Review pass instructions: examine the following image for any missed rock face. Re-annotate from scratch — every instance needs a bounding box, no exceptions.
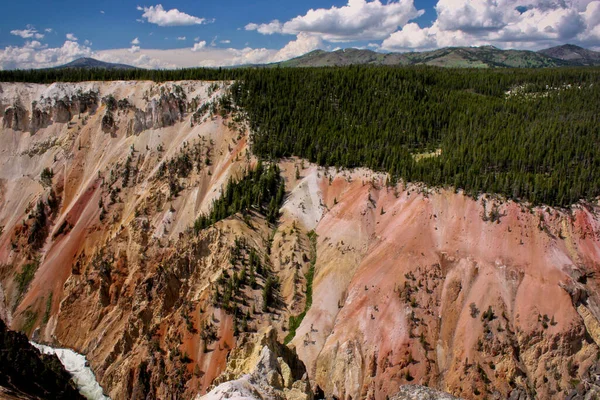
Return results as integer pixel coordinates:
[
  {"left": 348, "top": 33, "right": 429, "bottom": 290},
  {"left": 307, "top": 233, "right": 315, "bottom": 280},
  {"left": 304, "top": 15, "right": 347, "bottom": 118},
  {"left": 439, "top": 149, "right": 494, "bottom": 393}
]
[
  {"left": 3, "top": 102, "right": 29, "bottom": 131},
  {"left": 200, "top": 327, "right": 312, "bottom": 400},
  {"left": 0, "top": 81, "right": 600, "bottom": 400},
  {"left": 0, "top": 318, "right": 84, "bottom": 399},
  {"left": 390, "top": 385, "right": 460, "bottom": 400}
]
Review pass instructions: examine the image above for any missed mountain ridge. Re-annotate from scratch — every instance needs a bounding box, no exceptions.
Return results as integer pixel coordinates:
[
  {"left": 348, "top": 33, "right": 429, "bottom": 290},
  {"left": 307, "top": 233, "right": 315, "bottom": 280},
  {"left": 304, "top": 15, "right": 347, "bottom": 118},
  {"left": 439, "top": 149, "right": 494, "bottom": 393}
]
[
  {"left": 538, "top": 44, "right": 600, "bottom": 65},
  {"left": 53, "top": 57, "right": 137, "bottom": 70},
  {"left": 278, "top": 44, "right": 600, "bottom": 68},
  {"left": 40, "top": 44, "right": 600, "bottom": 72}
]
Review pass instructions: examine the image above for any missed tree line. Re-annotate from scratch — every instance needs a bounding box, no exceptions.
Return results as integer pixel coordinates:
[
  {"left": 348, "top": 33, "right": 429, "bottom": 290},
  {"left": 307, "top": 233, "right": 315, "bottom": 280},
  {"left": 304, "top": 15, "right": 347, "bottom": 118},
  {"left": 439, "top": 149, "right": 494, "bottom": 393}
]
[
  {"left": 2, "top": 65, "right": 599, "bottom": 206},
  {"left": 231, "top": 66, "right": 600, "bottom": 207}
]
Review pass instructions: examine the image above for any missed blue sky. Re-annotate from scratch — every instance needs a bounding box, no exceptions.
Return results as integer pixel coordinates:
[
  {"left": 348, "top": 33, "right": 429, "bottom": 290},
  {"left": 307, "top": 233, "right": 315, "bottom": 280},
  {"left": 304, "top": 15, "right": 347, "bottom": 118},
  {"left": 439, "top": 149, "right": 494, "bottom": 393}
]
[{"left": 0, "top": 0, "right": 598, "bottom": 69}]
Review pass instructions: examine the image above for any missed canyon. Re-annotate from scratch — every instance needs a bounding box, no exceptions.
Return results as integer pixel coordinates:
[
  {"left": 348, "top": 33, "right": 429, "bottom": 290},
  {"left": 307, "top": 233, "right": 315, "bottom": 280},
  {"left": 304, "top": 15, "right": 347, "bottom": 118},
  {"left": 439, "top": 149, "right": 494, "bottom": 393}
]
[{"left": 0, "top": 80, "right": 599, "bottom": 400}]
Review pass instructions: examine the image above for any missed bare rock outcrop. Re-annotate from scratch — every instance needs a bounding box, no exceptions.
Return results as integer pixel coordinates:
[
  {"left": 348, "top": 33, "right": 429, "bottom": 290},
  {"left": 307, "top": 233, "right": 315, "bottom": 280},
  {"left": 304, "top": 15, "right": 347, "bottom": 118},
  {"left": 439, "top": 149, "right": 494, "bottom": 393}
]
[
  {"left": 30, "top": 106, "right": 52, "bottom": 133},
  {"left": 390, "top": 385, "right": 460, "bottom": 400},
  {"left": 3, "top": 102, "right": 29, "bottom": 131},
  {"left": 201, "top": 327, "right": 312, "bottom": 400}
]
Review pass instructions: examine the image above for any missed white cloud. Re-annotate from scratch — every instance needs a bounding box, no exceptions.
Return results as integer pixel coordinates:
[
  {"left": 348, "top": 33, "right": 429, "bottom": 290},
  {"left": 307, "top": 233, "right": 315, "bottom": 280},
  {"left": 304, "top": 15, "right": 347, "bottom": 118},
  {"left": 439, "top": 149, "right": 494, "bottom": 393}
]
[
  {"left": 270, "top": 33, "right": 323, "bottom": 62},
  {"left": 191, "top": 41, "right": 207, "bottom": 51},
  {"left": 93, "top": 33, "right": 324, "bottom": 69},
  {"left": 0, "top": 40, "right": 92, "bottom": 70},
  {"left": 245, "top": 20, "right": 284, "bottom": 35},
  {"left": 44, "top": 28, "right": 53, "bottom": 33},
  {"left": 381, "top": 0, "right": 600, "bottom": 51},
  {"left": 24, "top": 41, "right": 46, "bottom": 50},
  {"left": 66, "top": 33, "right": 78, "bottom": 41},
  {"left": 11, "top": 26, "right": 44, "bottom": 40},
  {"left": 137, "top": 4, "right": 207, "bottom": 26},
  {"left": 221, "top": 39, "right": 231, "bottom": 44},
  {"left": 100, "top": 10, "right": 105, "bottom": 14},
  {"left": 246, "top": 0, "right": 424, "bottom": 42},
  {"left": 177, "top": 36, "right": 187, "bottom": 41},
  {"left": 382, "top": 23, "right": 438, "bottom": 50},
  {"left": 2, "top": 24, "right": 320, "bottom": 70},
  {"left": 84, "top": 40, "right": 92, "bottom": 46}
]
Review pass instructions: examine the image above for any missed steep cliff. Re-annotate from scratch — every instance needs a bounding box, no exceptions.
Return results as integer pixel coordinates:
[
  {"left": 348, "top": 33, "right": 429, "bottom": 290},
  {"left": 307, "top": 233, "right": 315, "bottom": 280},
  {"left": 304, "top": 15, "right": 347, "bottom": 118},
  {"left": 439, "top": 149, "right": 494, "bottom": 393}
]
[
  {"left": 0, "top": 81, "right": 599, "bottom": 400},
  {"left": 0, "top": 318, "right": 84, "bottom": 399}
]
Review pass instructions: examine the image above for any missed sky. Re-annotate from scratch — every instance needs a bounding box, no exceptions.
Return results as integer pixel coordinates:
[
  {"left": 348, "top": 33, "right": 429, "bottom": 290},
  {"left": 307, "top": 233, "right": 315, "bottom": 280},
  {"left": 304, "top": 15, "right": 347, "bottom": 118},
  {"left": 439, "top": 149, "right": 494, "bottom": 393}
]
[{"left": 0, "top": 0, "right": 599, "bottom": 69}]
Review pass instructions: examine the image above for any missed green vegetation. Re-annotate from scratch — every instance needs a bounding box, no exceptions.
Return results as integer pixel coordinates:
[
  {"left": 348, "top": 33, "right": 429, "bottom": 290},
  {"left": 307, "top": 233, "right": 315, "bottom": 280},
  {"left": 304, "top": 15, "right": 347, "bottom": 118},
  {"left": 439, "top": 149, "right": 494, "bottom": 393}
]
[
  {"left": 193, "top": 162, "right": 284, "bottom": 232},
  {"left": 0, "top": 67, "right": 238, "bottom": 83},
  {"left": 285, "top": 230, "right": 317, "bottom": 344},
  {"left": 43, "top": 292, "right": 53, "bottom": 324},
  {"left": 232, "top": 67, "right": 600, "bottom": 207},
  {"left": 28, "top": 200, "right": 47, "bottom": 248},
  {"left": 40, "top": 167, "right": 54, "bottom": 187},
  {"left": 3, "top": 66, "right": 600, "bottom": 206},
  {"left": 212, "top": 236, "right": 279, "bottom": 336},
  {"left": 279, "top": 46, "right": 578, "bottom": 68},
  {"left": 14, "top": 260, "right": 39, "bottom": 297},
  {"left": 21, "top": 309, "right": 38, "bottom": 335},
  {"left": 262, "top": 275, "right": 278, "bottom": 312},
  {"left": 156, "top": 138, "right": 211, "bottom": 198}
]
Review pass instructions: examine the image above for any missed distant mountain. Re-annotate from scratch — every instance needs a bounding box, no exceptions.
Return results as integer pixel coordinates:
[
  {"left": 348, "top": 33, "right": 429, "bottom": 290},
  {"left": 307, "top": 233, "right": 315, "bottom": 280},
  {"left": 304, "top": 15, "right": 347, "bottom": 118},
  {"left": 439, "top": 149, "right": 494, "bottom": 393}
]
[
  {"left": 277, "top": 45, "right": 600, "bottom": 68},
  {"left": 538, "top": 44, "right": 600, "bottom": 66},
  {"left": 54, "top": 57, "right": 137, "bottom": 70}
]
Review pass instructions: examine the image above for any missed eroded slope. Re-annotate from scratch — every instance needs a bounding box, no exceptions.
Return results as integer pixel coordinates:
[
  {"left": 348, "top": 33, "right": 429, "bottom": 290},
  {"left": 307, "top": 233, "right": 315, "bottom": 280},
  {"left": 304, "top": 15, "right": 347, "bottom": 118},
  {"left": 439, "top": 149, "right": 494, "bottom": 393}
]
[{"left": 0, "top": 81, "right": 599, "bottom": 400}]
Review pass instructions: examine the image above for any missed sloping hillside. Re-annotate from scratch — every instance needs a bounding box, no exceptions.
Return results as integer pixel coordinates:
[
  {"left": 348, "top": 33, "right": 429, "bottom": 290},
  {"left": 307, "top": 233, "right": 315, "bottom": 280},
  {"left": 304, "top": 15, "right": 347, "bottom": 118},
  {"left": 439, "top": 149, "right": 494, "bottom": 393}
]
[
  {"left": 539, "top": 44, "right": 600, "bottom": 66},
  {"left": 0, "top": 79, "right": 599, "bottom": 400},
  {"left": 280, "top": 45, "right": 600, "bottom": 68}
]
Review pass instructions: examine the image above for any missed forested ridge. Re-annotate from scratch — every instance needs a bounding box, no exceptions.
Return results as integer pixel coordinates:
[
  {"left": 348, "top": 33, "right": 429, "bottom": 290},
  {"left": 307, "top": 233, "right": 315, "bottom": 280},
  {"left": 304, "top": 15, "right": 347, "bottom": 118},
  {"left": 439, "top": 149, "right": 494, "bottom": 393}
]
[
  {"left": 193, "top": 162, "right": 284, "bottom": 233},
  {"left": 1, "top": 66, "right": 599, "bottom": 206},
  {"left": 232, "top": 67, "right": 600, "bottom": 207}
]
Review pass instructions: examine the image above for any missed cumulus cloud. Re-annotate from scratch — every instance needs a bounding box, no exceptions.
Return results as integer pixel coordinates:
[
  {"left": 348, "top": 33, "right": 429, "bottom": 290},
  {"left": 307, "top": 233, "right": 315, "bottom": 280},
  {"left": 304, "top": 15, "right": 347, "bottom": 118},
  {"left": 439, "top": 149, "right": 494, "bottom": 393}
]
[
  {"left": 94, "top": 32, "right": 325, "bottom": 69},
  {"left": 44, "top": 28, "right": 53, "bottom": 33},
  {"left": 381, "top": 0, "right": 600, "bottom": 51},
  {"left": 177, "top": 36, "right": 187, "bottom": 41},
  {"left": 11, "top": 26, "right": 44, "bottom": 39},
  {"left": 137, "top": 4, "right": 207, "bottom": 26},
  {"left": 0, "top": 28, "right": 324, "bottom": 70},
  {"left": 246, "top": 0, "right": 424, "bottom": 42},
  {"left": 270, "top": 33, "right": 323, "bottom": 62},
  {"left": 66, "top": 33, "right": 78, "bottom": 41},
  {"left": 131, "top": 37, "right": 140, "bottom": 45},
  {"left": 245, "top": 20, "right": 284, "bottom": 35},
  {"left": 191, "top": 41, "right": 207, "bottom": 51},
  {"left": 221, "top": 39, "right": 231, "bottom": 44},
  {"left": 0, "top": 40, "right": 92, "bottom": 70}
]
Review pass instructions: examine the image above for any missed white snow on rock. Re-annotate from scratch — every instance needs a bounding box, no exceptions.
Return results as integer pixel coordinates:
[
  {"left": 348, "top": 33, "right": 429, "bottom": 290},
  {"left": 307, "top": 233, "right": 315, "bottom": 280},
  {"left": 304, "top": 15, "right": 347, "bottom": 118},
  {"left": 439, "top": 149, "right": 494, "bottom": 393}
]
[{"left": 31, "top": 342, "right": 110, "bottom": 400}]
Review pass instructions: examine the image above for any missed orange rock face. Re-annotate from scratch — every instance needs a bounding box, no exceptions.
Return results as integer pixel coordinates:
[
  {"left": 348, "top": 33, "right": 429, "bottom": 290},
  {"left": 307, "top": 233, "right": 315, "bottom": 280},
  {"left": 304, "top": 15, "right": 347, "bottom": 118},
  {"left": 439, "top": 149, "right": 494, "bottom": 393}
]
[{"left": 292, "top": 172, "right": 600, "bottom": 399}]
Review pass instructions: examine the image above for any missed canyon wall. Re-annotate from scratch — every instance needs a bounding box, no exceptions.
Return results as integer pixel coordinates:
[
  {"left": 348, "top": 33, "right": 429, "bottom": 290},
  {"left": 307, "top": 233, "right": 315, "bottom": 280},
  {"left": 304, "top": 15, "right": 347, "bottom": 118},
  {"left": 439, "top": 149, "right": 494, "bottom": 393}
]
[{"left": 0, "top": 81, "right": 599, "bottom": 399}]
